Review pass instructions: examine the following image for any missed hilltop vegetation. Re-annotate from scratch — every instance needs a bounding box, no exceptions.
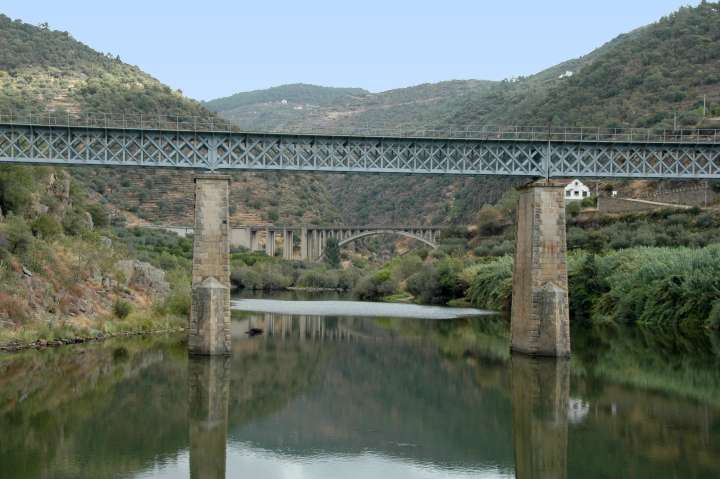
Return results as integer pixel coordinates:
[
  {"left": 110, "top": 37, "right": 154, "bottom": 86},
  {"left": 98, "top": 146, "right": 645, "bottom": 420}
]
[
  {"left": 0, "top": 15, "right": 209, "bottom": 115},
  {"left": 208, "top": 3, "right": 720, "bottom": 132},
  {"left": 206, "top": 80, "right": 496, "bottom": 131},
  {"left": 449, "top": 2, "right": 720, "bottom": 128}
]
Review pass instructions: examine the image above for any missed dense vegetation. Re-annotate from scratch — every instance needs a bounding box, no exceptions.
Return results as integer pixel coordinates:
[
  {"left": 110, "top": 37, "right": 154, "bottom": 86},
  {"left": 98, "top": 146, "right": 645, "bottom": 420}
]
[
  {"left": 0, "top": 165, "right": 188, "bottom": 346},
  {"left": 0, "top": 15, "right": 211, "bottom": 115},
  {"left": 451, "top": 3, "right": 720, "bottom": 129},
  {"left": 203, "top": 83, "right": 368, "bottom": 116},
  {"left": 464, "top": 246, "right": 720, "bottom": 330}
]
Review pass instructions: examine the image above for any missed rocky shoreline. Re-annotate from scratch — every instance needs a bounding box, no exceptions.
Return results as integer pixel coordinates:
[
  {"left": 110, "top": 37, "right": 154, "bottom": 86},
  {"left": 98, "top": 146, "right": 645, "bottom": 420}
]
[{"left": 0, "top": 327, "right": 185, "bottom": 353}]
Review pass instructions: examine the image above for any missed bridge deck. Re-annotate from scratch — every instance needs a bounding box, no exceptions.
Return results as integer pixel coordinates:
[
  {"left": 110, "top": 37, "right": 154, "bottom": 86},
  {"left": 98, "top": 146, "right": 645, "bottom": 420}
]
[{"left": 2, "top": 119, "right": 720, "bottom": 178}]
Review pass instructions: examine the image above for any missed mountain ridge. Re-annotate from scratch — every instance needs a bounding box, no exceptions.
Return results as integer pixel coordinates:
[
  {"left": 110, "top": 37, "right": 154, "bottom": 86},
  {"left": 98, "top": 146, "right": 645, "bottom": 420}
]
[
  {"left": 3, "top": 3, "right": 720, "bottom": 228},
  {"left": 205, "top": 3, "right": 720, "bottom": 132}
]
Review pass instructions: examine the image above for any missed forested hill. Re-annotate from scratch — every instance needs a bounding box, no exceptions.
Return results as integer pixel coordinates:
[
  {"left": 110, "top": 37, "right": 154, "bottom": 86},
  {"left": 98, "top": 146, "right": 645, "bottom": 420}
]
[
  {"left": 0, "top": 14, "right": 208, "bottom": 115},
  {"left": 207, "top": 3, "right": 720, "bottom": 132},
  {"left": 4, "top": 3, "right": 720, "bottom": 227},
  {"left": 0, "top": 14, "right": 514, "bottom": 226},
  {"left": 0, "top": 16, "right": 341, "bottom": 226},
  {"left": 447, "top": 2, "right": 720, "bottom": 129},
  {"left": 204, "top": 80, "right": 497, "bottom": 131}
]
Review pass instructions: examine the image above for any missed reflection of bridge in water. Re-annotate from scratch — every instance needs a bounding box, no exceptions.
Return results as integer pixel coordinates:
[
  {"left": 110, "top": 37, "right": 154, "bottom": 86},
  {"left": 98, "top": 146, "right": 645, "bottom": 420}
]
[
  {"left": 235, "top": 312, "right": 392, "bottom": 343},
  {"left": 187, "top": 335, "right": 572, "bottom": 479}
]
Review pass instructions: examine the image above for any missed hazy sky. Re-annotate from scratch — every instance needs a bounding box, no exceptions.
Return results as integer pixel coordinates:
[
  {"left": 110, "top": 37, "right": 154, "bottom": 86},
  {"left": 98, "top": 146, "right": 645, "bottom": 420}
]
[{"left": 1, "top": 0, "right": 701, "bottom": 101}]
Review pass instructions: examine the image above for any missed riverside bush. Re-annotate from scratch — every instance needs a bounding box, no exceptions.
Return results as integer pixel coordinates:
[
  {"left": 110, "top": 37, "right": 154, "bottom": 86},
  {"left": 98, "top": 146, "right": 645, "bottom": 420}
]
[
  {"left": 464, "top": 246, "right": 720, "bottom": 329},
  {"left": 297, "top": 269, "right": 340, "bottom": 289},
  {"left": 406, "top": 258, "right": 465, "bottom": 305},
  {"left": 231, "top": 263, "right": 293, "bottom": 290},
  {"left": 353, "top": 269, "right": 398, "bottom": 301}
]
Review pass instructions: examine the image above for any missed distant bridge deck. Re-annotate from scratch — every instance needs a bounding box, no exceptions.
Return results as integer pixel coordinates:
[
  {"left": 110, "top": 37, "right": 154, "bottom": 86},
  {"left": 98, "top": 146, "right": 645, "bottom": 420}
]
[
  {"left": 140, "top": 224, "right": 445, "bottom": 259},
  {"left": 2, "top": 113, "right": 720, "bottom": 178}
]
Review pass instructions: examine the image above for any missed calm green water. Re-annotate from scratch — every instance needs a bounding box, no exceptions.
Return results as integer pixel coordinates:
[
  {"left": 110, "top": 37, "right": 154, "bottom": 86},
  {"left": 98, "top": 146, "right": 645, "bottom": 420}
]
[{"left": 1, "top": 294, "right": 720, "bottom": 478}]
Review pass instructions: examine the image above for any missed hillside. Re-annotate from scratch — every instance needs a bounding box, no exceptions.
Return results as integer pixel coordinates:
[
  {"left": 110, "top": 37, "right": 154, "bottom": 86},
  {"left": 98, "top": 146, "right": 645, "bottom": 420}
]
[
  {"left": 0, "top": 15, "right": 512, "bottom": 227},
  {"left": 207, "top": 4, "right": 720, "bottom": 133},
  {"left": 205, "top": 80, "right": 497, "bottom": 132},
  {"left": 0, "top": 15, "right": 210, "bottom": 115},
  {"left": 200, "top": 2, "right": 720, "bottom": 223},
  {"left": 448, "top": 3, "right": 720, "bottom": 128},
  {"left": 6, "top": 3, "right": 720, "bottom": 229}
]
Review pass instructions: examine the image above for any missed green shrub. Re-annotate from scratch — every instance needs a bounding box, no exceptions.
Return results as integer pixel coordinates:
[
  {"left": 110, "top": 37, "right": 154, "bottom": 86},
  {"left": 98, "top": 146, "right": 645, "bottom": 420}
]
[
  {"left": 3, "top": 216, "right": 34, "bottom": 255},
  {"left": 31, "top": 214, "right": 62, "bottom": 240},
  {"left": 0, "top": 166, "right": 35, "bottom": 216},
  {"left": 566, "top": 201, "right": 582, "bottom": 217},
  {"left": 465, "top": 256, "right": 514, "bottom": 312},
  {"left": 297, "top": 269, "right": 340, "bottom": 289},
  {"left": 113, "top": 299, "right": 133, "bottom": 319},
  {"left": 324, "top": 237, "right": 341, "bottom": 268},
  {"left": 353, "top": 269, "right": 398, "bottom": 301},
  {"left": 62, "top": 212, "right": 89, "bottom": 236},
  {"left": 86, "top": 203, "right": 109, "bottom": 228},
  {"left": 406, "top": 259, "right": 465, "bottom": 305},
  {"left": 477, "top": 204, "right": 506, "bottom": 236},
  {"left": 580, "top": 196, "right": 597, "bottom": 208},
  {"left": 230, "top": 263, "right": 292, "bottom": 290}
]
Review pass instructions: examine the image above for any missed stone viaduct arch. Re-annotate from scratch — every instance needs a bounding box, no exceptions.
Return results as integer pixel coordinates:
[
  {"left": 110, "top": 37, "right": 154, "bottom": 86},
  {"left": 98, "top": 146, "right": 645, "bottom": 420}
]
[{"left": 337, "top": 229, "right": 438, "bottom": 250}]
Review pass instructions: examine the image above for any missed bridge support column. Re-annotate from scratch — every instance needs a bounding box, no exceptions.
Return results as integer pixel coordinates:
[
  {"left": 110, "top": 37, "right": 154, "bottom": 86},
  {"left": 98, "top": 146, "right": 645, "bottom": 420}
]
[
  {"left": 250, "top": 229, "right": 260, "bottom": 251},
  {"left": 511, "top": 181, "right": 570, "bottom": 358},
  {"left": 283, "top": 229, "right": 294, "bottom": 260},
  {"left": 265, "top": 229, "right": 275, "bottom": 257},
  {"left": 300, "top": 227, "right": 309, "bottom": 260},
  {"left": 319, "top": 230, "right": 326, "bottom": 258},
  {"left": 308, "top": 229, "right": 318, "bottom": 261},
  {"left": 189, "top": 175, "right": 231, "bottom": 356}
]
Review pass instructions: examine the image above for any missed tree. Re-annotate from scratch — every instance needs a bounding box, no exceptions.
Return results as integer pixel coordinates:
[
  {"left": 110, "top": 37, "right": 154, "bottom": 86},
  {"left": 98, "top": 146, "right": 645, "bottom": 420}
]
[
  {"left": 325, "top": 237, "right": 341, "bottom": 268},
  {"left": 477, "top": 204, "right": 506, "bottom": 236}
]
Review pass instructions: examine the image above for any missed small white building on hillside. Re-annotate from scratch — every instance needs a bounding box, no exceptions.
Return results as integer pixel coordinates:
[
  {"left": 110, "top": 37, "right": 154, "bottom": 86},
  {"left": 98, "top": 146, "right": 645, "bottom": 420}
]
[{"left": 565, "top": 179, "right": 591, "bottom": 201}]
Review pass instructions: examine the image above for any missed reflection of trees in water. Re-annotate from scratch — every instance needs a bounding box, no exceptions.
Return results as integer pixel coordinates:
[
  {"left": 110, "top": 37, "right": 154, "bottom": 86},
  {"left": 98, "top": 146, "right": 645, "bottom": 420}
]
[
  {"left": 0, "top": 336, "right": 190, "bottom": 479},
  {"left": 1, "top": 316, "right": 720, "bottom": 478}
]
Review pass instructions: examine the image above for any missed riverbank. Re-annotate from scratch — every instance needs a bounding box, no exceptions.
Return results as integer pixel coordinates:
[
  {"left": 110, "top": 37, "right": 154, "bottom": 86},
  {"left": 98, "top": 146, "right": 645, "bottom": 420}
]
[{"left": 0, "top": 325, "right": 184, "bottom": 352}]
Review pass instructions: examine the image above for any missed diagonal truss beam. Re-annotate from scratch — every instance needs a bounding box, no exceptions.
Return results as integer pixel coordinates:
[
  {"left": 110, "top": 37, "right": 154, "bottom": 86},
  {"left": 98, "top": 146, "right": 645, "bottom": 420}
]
[{"left": 1, "top": 124, "right": 719, "bottom": 178}]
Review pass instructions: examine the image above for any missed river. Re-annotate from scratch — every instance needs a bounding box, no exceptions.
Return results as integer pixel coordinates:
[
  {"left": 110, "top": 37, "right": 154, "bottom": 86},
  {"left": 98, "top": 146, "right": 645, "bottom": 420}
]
[{"left": 1, "top": 291, "right": 719, "bottom": 478}]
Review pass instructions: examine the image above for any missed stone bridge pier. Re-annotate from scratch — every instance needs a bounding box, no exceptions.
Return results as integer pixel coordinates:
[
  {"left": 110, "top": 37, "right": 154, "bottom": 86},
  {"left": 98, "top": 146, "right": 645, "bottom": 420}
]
[
  {"left": 189, "top": 175, "right": 231, "bottom": 356},
  {"left": 511, "top": 181, "right": 570, "bottom": 358}
]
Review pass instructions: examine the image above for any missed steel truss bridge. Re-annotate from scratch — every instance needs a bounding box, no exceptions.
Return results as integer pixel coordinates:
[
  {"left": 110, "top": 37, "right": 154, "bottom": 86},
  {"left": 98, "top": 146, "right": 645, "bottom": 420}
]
[{"left": 1, "top": 114, "right": 720, "bottom": 178}]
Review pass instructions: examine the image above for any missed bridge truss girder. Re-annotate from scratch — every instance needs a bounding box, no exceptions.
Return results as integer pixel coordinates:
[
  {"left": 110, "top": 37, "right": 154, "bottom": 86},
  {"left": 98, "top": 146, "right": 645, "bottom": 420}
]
[{"left": 1, "top": 124, "right": 719, "bottom": 178}]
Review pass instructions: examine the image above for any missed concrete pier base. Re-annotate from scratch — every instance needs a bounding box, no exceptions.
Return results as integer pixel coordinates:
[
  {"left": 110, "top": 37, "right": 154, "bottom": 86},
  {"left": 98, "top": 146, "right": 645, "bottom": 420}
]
[
  {"left": 511, "top": 356, "right": 569, "bottom": 479},
  {"left": 189, "top": 175, "right": 231, "bottom": 356},
  {"left": 511, "top": 181, "right": 570, "bottom": 357}
]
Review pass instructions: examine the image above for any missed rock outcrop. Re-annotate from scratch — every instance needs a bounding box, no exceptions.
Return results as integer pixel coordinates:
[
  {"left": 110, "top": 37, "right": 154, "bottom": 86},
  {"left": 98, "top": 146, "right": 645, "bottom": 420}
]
[{"left": 116, "top": 260, "right": 170, "bottom": 299}]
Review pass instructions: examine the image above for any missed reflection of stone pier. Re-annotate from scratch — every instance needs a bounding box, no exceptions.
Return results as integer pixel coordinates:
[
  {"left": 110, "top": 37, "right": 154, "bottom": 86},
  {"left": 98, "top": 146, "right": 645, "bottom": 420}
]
[
  {"left": 188, "top": 357, "right": 230, "bottom": 479},
  {"left": 511, "top": 355, "right": 569, "bottom": 479}
]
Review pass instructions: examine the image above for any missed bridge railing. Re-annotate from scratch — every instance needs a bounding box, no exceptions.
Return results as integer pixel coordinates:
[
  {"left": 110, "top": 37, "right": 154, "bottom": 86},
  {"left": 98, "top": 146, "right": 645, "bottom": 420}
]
[{"left": 1, "top": 111, "right": 719, "bottom": 144}]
